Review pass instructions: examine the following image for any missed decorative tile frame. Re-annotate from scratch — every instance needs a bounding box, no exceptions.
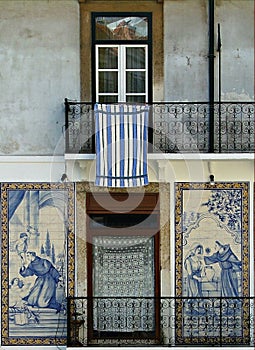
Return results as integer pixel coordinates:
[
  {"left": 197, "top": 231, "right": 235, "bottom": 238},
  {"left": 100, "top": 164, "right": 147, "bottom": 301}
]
[
  {"left": 1, "top": 183, "right": 75, "bottom": 346},
  {"left": 175, "top": 182, "right": 250, "bottom": 346}
]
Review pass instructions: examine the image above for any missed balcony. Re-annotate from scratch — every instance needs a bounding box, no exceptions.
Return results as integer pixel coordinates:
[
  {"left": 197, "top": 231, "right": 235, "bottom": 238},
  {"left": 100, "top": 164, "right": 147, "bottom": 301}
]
[
  {"left": 64, "top": 100, "right": 254, "bottom": 155},
  {"left": 67, "top": 296, "right": 254, "bottom": 347}
]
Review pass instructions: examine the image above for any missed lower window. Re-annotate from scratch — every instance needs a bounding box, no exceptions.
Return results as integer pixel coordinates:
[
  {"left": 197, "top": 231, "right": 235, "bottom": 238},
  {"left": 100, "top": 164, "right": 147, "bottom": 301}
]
[{"left": 87, "top": 193, "right": 160, "bottom": 341}]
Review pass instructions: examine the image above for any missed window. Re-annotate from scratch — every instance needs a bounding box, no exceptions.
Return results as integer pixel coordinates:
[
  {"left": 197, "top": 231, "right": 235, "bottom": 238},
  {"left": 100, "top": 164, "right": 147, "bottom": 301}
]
[
  {"left": 92, "top": 13, "right": 152, "bottom": 104},
  {"left": 96, "top": 45, "right": 148, "bottom": 103},
  {"left": 86, "top": 193, "right": 160, "bottom": 341}
]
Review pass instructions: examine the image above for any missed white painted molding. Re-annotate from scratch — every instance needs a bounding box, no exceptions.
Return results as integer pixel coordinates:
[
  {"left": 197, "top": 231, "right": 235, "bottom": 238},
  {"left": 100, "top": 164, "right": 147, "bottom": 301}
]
[{"left": 65, "top": 153, "right": 255, "bottom": 161}]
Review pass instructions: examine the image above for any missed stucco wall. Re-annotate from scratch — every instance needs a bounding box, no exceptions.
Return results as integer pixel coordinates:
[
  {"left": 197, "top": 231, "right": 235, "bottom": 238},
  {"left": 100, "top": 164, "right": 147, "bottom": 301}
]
[
  {"left": 164, "top": 0, "right": 254, "bottom": 101},
  {"left": 164, "top": 0, "right": 209, "bottom": 101},
  {"left": 1, "top": 0, "right": 252, "bottom": 158},
  {"left": 0, "top": 0, "right": 80, "bottom": 156},
  {"left": 216, "top": 0, "right": 254, "bottom": 100}
]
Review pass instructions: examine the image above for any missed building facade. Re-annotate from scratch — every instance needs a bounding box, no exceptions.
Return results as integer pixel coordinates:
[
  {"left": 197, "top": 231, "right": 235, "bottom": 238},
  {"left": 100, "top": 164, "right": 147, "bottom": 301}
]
[{"left": 0, "top": 0, "right": 254, "bottom": 348}]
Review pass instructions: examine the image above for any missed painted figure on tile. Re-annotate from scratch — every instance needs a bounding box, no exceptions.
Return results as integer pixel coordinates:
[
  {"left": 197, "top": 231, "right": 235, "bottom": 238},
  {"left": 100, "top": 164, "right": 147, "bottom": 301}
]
[
  {"left": 19, "top": 251, "right": 62, "bottom": 313},
  {"left": 9, "top": 277, "right": 30, "bottom": 308},
  {"left": 9, "top": 277, "right": 39, "bottom": 326},
  {"left": 184, "top": 244, "right": 204, "bottom": 297},
  {"left": 15, "top": 232, "right": 29, "bottom": 263},
  {"left": 204, "top": 240, "right": 242, "bottom": 297}
]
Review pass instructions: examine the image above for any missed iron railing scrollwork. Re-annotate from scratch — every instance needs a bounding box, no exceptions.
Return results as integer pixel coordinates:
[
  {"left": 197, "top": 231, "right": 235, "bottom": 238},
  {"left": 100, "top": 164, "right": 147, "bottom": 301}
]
[
  {"left": 64, "top": 99, "right": 94, "bottom": 154},
  {"left": 67, "top": 296, "right": 255, "bottom": 347},
  {"left": 64, "top": 100, "right": 254, "bottom": 154}
]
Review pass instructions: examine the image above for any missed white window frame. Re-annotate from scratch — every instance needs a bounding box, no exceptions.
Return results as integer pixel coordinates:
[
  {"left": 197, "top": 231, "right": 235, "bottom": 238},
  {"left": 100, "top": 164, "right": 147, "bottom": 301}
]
[{"left": 96, "top": 44, "right": 148, "bottom": 103}]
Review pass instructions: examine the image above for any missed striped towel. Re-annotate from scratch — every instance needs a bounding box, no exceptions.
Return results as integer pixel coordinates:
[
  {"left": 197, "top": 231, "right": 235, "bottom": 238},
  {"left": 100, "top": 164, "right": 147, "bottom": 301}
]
[{"left": 94, "top": 104, "right": 150, "bottom": 187}]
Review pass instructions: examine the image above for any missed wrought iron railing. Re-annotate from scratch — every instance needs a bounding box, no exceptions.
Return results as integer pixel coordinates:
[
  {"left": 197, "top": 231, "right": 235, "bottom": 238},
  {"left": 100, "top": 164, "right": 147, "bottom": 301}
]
[
  {"left": 64, "top": 100, "right": 254, "bottom": 154},
  {"left": 67, "top": 296, "right": 254, "bottom": 347}
]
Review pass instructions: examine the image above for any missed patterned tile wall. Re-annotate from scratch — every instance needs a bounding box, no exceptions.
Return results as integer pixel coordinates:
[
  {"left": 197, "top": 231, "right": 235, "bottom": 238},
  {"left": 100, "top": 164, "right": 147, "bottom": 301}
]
[{"left": 1, "top": 183, "right": 75, "bottom": 346}]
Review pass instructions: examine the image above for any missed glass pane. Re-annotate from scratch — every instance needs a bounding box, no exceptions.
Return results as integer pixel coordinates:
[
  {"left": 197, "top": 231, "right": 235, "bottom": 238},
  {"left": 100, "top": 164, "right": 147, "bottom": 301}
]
[
  {"left": 95, "top": 16, "right": 148, "bottom": 40},
  {"left": 99, "top": 72, "right": 118, "bottom": 93},
  {"left": 126, "top": 71, "right": 145, "bottom": 93},
  {"left": 99, "top": 95, "right": 118, "bottom": 104},
  {"left": 126, "top": 95, "right": 146, "bottom": 103},
  {"left": 99, "top": 47, "right": 118, "bottom": 69},
  {"left": 126, "top": 47, "right": 145, "bottom": 69}
]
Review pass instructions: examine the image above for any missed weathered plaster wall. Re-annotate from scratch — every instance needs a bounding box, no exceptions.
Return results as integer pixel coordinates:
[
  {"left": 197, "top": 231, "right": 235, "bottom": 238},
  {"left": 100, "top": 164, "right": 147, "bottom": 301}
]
[
  {"left": 164, "top": 0, "right": 209, "bottom": 101},
  {"left": 0, "top": 0, "right": 80, "bottom": 155},
  {"left": 216, "top": 0, "right": 254, "bottom": 100},
  {"left": 164, "top": 0, "right": 254, "bottom": 101}
]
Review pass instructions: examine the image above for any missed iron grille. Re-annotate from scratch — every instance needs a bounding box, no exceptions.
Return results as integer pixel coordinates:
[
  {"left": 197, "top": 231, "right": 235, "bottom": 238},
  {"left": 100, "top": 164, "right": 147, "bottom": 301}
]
[
  {"left": 67, "top": 296, "right": 254, "bottom": 347},
  {"left": 64, "top": 100, "right": 254, "bottom": 154}
]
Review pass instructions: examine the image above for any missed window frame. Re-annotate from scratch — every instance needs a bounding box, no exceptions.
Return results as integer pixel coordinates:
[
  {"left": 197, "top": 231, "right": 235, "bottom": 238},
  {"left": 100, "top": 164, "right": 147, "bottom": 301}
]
[
  {"left": 92, "top": 12, "right": 153, "bottom": 104},
  {"left": 96, "top": 44, "right": 148, "bottom": 103}
]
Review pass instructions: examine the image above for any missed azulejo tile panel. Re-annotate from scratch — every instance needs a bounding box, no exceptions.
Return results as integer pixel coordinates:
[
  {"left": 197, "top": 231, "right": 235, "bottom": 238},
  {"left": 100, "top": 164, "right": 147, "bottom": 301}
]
[
  {"left": 1, "top": 183, "right": 75, "bottom": 346},
  {"left": 175, "top": 182, "right": 250, "bottom": 346}
]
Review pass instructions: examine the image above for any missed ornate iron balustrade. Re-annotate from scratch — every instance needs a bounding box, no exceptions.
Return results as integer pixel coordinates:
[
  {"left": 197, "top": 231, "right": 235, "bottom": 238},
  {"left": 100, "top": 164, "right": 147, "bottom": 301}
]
[
  {"left": 67, "top": 296, "right": 255, "bottom": 347},
  {"left": 64, "top": 100, "right": 254, "bottom": 154}
]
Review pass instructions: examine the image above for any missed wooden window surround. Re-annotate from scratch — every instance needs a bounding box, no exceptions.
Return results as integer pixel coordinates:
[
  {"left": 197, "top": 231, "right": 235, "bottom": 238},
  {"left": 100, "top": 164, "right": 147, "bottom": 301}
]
[{"left": 80, "top": 1, "right": 163, "bottom": 102}]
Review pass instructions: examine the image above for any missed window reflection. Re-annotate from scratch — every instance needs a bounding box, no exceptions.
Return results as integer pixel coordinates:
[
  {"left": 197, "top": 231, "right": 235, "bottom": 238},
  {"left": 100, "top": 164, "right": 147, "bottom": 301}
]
[{"left": 95, "top": 16, "right": 148, "bottom": 41}]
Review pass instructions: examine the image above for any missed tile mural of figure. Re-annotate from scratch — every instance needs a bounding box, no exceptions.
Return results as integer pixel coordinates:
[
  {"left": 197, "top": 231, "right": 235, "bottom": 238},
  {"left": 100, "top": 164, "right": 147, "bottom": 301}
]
[
  {"left": 204, "top": 240, "right": 242, "bottom": 297},
  {"left": 20, "top": 251, "right": 63, "bottom": 313},
  {"left": 180, "top": 185, "right": 246, "bottom": 298},
  {"left": 9, "top": 276, "right": 39, "bottom": 326},
  {"left": 175, "top": 182, "right": 249, "bottom": 346},
  {"left": 9, "top": 277, "right": 31, "bottom": 309},
  {"left": 15, "top": 232, "right": 29, "bottom": 262},
  {"left": 1, "top": 183, "right": 75, "bottom": 346},
  {"left": 184, "top": 244, "right": 204, "bottom": 297}
]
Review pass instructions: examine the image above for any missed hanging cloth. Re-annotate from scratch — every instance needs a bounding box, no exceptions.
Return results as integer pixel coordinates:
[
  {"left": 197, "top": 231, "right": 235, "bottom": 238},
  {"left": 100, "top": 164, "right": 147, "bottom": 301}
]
[{"left": 94, "top": 103, "right": 150, "bottom": 187}]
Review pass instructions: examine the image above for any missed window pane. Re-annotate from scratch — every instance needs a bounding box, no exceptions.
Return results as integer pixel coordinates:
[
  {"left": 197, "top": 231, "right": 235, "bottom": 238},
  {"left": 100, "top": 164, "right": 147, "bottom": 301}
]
[
  {"left": 99, "top": 95, "right": 118, "bottom": 104},
  {"left": 126, "top": 47, "right": 145, "bottom": 69},
  {"left": 126, "top": 71, "right": 145, "bottom": 93},
  {"left": 126, "top": 96, "right": 146, "bottom": 103},
  {"left": 99, "top": 72, "right": 118, "bottom": 93},
  {"left": 95, "top": 16, "right": 148, "bottom": 40},
  {"left": 99, "top": 47, "right": 118, "bottom": 69}
]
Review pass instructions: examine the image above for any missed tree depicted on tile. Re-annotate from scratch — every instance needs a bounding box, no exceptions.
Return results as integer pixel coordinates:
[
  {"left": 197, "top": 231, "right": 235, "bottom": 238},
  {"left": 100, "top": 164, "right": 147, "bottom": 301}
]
[
  {"left": 175, "top": 182, "right": 249, "bottom": 346},
  {"left": 1, "top": 183, "right": 75, "bottom": 346}
]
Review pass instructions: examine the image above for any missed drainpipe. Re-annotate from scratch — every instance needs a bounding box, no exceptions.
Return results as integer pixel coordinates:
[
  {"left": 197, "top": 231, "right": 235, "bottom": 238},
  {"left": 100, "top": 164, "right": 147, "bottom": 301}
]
[
  {"left": 217, "top": 23, "right": 222, "bottom": 152},
  {"left": 64, "top": 98, "right": 70, "bottom": 154},
  {"left": 208, "top": 0, "right": 215, "bottom": 153}
]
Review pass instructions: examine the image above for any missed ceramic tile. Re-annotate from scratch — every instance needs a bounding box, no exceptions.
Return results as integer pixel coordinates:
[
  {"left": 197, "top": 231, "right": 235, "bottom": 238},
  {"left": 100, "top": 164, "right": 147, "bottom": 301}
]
[
  {"left": 175, "top": 182, "right": 250, "bottom": 345},
  {"left": 1, "top": 183, "right": 75, "bottom": 346}
]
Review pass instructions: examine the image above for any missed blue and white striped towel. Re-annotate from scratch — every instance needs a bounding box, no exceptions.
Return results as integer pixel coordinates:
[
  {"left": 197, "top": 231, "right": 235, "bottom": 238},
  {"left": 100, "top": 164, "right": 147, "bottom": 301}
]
[{"left": 95, "top": 103, "right": 150, "bottom": 187}]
